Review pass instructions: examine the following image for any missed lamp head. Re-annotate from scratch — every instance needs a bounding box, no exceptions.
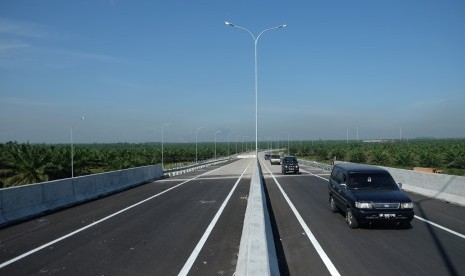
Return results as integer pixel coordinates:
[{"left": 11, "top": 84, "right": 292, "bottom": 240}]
[{"left": 225, "top": 21, "right": 234, "bottom": 26}]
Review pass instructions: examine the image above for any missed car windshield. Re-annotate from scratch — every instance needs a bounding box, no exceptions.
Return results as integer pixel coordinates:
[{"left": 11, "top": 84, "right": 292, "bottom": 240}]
[
  {"left": 347, "top": 172, "right": 397, "bottom": 190},
  {"left": 271, "top": 155, "right": 280, "bottom": 158},
  {"left": 283, "top": 157, "right": 296, "bottom": 163}
]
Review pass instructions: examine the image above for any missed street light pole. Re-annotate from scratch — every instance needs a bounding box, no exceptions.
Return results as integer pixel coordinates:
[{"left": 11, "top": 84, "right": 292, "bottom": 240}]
[
  {"left": 162, "top": 123, "right": 170, "bottom": 170},
  {"left": 225, "top": 21, "right": 286, "bottom": 160},
  {"left": 214, "top": 130, "right": 222, "bottom": 159},
  {"left": 227, "top": 132, "right": 232, "bottom": 157},
  {"left": 71, "top": 116, "right": 85, "bottom": 178},
  {"left": 282, "top": 132, "right": 290, "bottom": 155},
  {"left": 196, "top": 127, "right": 203, "bottom": 163}
]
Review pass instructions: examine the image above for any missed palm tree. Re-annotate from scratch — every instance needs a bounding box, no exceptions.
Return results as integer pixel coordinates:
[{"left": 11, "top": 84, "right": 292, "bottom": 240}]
[{"left": 1, "top": 142, "right": 51, "bottom": 187}]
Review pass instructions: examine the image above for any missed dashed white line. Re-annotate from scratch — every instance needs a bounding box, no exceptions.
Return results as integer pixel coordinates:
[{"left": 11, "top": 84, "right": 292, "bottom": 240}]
[
  {"left": 178, "top": 159, "right": 254, "bottom": 276},
  {"left": 0, "top": 162, "right": 232, "bottom": 269}
]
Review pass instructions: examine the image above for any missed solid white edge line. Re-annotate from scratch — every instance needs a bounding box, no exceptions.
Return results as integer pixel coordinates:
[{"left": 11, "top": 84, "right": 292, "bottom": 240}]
[
  {"left": 262, "top": 162, "right": 341, "bottom": 276},
  {"left": 414, "top": 215, "right": 465, "bottom": 239},
  {"left": 303, "top": 167, "right": 465, "bottom": 240},
  {"left": 0, "top": 162, "right": 232, "bottom": 269},
  {"left": 178, "top": 159, "right": 254, "bottom": 276}
]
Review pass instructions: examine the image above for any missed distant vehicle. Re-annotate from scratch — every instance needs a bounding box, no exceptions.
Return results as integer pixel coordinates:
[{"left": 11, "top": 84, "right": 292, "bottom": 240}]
[
  {"left": 270, "top": 154, "right": 281, "bottom": 165},
  {"left": 264, "top": 153, "right": 271, "bottom": 160},
  {"left": 328, "top": 163, "right": 414, "bottom": 229},
  {"left": 281, "top": 156, "right": 299, "bottom": 174}
]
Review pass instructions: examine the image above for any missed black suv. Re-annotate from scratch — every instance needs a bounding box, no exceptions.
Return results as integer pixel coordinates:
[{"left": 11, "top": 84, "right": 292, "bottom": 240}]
[
  {"left": 281, "top": 156, "right": 299, "bottom": 174},
  {"left": 328, "top": 163, "right": 414, "bottom": 228}
]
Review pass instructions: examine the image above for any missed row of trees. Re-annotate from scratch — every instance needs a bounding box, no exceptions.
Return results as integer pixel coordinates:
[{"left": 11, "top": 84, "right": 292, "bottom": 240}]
[
  {"left": 289, "top": 139, "right": 465, "bottom": 175},
  {"left": 2, "top": 139, "right": 464, "bottom": 188},
  {"left": 0, "top": 142, "right": 240, "bottom": 188}
]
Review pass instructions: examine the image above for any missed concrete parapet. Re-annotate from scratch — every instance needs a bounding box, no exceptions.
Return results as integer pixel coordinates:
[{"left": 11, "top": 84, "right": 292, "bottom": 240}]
[
  {"left": 300, "top": 159, "right": 465, "bottom": 207},
  {"left": 0, "top": 165, "right": 163, "bottom": 227},
  {"left": 235, "top": 160, "right": 279, "bottom": 276},
  {"left": 382, "top": 166, "right": 465, "bottom": 207}
]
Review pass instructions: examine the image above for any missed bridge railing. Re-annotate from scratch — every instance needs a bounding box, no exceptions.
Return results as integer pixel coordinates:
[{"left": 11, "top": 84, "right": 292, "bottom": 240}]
[
  {"left": 299, "top": 159, "right": 465, "bottom": 207},
  {"left": 0, "top": 165, "right": 164, "bottom": 227}
]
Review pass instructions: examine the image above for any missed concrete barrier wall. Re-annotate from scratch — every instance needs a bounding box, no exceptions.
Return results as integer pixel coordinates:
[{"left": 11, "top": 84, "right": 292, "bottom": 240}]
[
  {"left": 0, "top": 165, "right": 163, "bottom": 227},
  {"left": 236, "top": 160, "right": 279, "bottom": 276},
  {"left": 300, "top": 159, "right": 465, "bottom": 207},
  {"left": 381, "top": 166, "right": 465, "bottom": 207},
  {"left": 165, "top": 158, "right": 232, "bottom": 177}
]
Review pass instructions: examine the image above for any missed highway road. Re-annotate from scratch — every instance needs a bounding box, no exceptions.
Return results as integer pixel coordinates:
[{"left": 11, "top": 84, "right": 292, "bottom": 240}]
[
  {"left": 0, "top": 158, "right": 254, "bottom": 275},
  {"left": 260, "top": 157, "right": 465, "bottom": 276},
  {"left": 1, "top": 155, "right": 465, "bottom": 276}
]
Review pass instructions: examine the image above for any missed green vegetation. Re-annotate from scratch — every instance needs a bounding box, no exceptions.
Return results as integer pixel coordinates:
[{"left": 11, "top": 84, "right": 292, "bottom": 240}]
[
  {"left": 287, "top": 139, "right": 465, "bottom": 176},
  {"left": 2, "top": 139, "right": 464, "bottom": 188},
  {"left": 0, "top": 142, "right": 238, "bottom": 188}
]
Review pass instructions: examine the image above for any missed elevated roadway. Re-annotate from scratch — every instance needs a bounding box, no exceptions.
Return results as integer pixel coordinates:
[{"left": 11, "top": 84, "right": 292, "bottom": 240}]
[
  {"left": 1, "top": 155, "right": 465, "bottom": 275},
  {"left": 0, "top": 159, "right": 253, "bottom": 275},
  {"left": 261, "top": 156, "right": 465, "bottom": 276}
]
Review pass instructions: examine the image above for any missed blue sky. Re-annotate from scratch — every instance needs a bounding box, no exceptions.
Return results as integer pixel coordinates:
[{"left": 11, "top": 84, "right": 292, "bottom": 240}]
[{"left": 1, "top": 0, "right": 464, "bottom": 143}]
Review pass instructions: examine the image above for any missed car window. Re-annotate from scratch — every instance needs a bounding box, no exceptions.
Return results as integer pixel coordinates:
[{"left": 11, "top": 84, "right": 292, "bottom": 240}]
[
  {"left": 283, "top": 157, "right": 296, "bottom": 163},
  {"left": 348, "top": 172, "right": 397, "bottom": 189}
]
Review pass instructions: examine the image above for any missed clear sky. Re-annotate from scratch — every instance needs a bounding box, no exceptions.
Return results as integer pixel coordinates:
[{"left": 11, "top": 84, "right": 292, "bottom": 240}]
[{"left": 1, "top": 0, "right": 464, "bottom": 143}]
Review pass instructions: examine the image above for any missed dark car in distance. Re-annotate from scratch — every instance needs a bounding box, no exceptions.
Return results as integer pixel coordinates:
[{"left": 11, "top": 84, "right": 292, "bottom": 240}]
[
  {"left": 264, "top": 153, "right": 271, "bottom": 160},
  {"left": 281, "top": 156, "right": 299, "bottom": 174},
  {"left": 328, "top": 163, "right": 414, "bottom": 229}
]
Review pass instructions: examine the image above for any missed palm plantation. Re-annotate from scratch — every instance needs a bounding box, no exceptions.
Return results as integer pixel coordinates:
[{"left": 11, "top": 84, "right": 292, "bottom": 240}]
[{"left": 1, "top": 139, "right": 465, "bottom": 187}]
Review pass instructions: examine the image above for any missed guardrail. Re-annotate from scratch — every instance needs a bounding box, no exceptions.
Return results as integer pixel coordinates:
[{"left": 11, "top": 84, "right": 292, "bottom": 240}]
[
  {"left": 236, "top": 159, "right": 279, "bottom": 276},
  {"left": 298, "top": 159, "right": 333, "bottom": 171},
  {"left": 381, "top": 166, "right": 465, "bottom": 207},
  {"left": 0, "top": 165, "right": 163, "bottom": 227},
  {"left": 164, "top": 157, "right": 234, "bottom": 177},
  {"left": 299, "top": 159, "right": 465, "bottom": 207}
]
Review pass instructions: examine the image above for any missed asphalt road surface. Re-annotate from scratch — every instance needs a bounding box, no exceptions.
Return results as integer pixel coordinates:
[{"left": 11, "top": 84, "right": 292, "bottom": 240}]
[
  {"left": 260, "top": 156, "right": 465, "bottom": 276},
  {"left": 0, "top": 158, "right": 254, "bottom": 275},
  {"left": 1, "top": 155, "right": 464, "bottom": 276}
]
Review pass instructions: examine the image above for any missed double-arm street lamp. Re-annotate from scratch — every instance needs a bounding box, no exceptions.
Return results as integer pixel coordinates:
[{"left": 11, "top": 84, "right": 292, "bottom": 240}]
[
  {"left": 225, "top": 21, "right": 286, "bottom": 159},
  {"left": 71, "top": 116, "right": 85, "bottom": 178}
]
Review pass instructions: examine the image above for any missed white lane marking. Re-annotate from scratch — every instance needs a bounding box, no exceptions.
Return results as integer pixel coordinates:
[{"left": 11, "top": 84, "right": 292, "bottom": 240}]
[
  {"left": 178, "top": 159, "right": 254, "bottom": 276},
  {"left": 262, "top": 162, "right": 341, "bottom": 276},
  {"left": 414, "top": 215, "right": 465, "bottom": 239},
  {"left": 0, "top": 162, "right": 233, "bottom": 269},
  {"left": 301, "top": 166, "right": 465, "bottom": 240},
  {"left": 159, "top": 176, "right": 242, "bottom": 182},
  {"left": 300, "top": 168, "right": 330, "bottom": 181}
]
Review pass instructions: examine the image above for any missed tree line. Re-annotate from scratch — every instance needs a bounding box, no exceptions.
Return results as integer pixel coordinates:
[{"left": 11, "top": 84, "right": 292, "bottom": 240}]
[
  {"left": 1, "top": 139, "right": 464, "bottom": 188},
  {"left": 288, "top": 139, "right": 465, "bottom": 176},
  {"left": 0, "top": 142, "right": 237, "bottom": 188}
]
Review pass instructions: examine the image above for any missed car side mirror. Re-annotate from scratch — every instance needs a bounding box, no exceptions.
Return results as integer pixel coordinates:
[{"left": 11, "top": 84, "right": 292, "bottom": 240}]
[
  {"left": 397, "top": 183, "right": 403, "bottom": 189},
  {"left": 340, "top": 183, "right": 347, "bottom": 189}
]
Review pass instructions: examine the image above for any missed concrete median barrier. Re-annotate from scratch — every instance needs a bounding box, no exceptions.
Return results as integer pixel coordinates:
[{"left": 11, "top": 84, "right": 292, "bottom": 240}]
[{"left": 236, "top": 160, "right": 279, "bottom": 276}]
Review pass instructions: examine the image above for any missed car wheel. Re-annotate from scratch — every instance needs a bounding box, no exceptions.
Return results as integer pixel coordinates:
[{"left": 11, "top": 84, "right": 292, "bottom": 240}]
[
  {"left": 329, "top": 196, "right": 338, "bottom": 213},
  {"left": 346, "top": 208, "right": 359, "bottom": 229}
]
